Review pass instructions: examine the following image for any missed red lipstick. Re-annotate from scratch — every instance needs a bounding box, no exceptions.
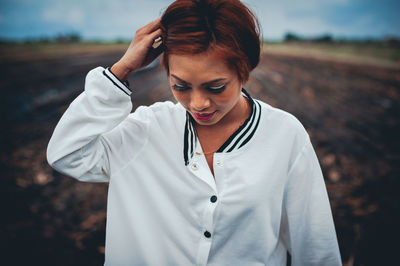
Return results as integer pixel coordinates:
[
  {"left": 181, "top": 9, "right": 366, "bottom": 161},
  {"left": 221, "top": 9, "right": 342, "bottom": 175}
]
[{"left": 193, "top": 111, "right": 216, "bottom": 121}]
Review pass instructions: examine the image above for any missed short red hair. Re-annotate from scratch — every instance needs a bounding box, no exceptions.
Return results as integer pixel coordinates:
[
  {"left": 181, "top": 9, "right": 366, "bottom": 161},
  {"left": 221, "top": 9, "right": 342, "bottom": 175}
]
[{"left": 160, "top": 0, "right": 261, "bottom": 83}]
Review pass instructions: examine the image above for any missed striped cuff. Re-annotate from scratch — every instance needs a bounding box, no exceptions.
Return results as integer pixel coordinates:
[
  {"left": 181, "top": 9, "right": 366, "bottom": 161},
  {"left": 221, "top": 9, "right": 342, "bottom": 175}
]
[{"left": 103, "top": 67, "right": 132, "bottom": 96}]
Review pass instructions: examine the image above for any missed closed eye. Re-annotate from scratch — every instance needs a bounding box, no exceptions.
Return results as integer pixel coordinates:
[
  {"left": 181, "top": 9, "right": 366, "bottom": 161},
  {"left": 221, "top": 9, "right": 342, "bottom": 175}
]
[
  {"left": 209, "top": 84, "right": 225, "bottom": 90},
  {"left": 173, "top": 83, "right": 226, "bottom": 93},
  {"left": 173, "top": 84, "right": 190, "bottom": 91},
  {"left": 208, "top": 84, "right": 226, "bottom": 93}
]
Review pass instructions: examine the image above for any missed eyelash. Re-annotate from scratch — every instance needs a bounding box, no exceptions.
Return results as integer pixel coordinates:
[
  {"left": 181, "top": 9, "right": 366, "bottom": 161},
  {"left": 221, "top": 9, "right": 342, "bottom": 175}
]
[{"left": 173, "top": 84, "right": 226, "bottom": 93}]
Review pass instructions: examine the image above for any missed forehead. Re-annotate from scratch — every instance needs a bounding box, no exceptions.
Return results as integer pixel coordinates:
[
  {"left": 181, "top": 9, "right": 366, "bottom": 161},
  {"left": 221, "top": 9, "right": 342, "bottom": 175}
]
[{"left": 168, "top": 50, "right": 236, "bottom": 82}]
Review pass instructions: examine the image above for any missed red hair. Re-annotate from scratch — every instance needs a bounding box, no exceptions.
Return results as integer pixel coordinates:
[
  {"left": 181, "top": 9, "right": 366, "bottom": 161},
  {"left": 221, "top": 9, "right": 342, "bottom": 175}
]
[{"left": 160, "top": 0, "right": 261, "bottom": 83}]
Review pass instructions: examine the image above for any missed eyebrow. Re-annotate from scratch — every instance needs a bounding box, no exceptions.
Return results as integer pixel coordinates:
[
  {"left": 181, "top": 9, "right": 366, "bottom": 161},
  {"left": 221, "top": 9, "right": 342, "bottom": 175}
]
[{"left": 171, "top": 74, "right": 227, "bottom": 86}]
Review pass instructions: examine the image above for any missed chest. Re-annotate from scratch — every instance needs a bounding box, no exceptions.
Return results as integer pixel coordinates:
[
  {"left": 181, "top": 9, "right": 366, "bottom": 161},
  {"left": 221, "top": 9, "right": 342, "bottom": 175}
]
[
  {"left": 204, "top": 154, "right": 214, "bottom": 177},
  {"left": 196, "top": 124, "right": 241, "bottom": 177}
]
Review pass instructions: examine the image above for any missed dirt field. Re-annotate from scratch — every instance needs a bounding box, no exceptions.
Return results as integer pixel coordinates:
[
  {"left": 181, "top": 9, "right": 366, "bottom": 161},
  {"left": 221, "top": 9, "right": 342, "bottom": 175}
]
[{"left": 1, "top": 44, "right": 399, "bottom": 265}]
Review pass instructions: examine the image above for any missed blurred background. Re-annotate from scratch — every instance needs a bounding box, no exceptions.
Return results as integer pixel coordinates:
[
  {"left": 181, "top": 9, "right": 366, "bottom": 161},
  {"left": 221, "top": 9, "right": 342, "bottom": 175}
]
[{"left": 1, "top": 0, "right": 399, "bottom": 265}]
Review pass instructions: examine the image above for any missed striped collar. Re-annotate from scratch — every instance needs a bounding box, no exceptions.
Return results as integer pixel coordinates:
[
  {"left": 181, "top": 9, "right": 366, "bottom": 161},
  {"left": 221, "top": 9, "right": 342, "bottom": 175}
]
[{"left": 184, "top": 88, "right": 262, "bottom": 165}]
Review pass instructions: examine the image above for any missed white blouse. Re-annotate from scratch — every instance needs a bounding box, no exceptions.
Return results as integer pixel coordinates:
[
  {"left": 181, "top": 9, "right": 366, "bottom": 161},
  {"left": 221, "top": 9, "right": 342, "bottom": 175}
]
[{"left": 47, "top": 66, "right": 342, "bottom": 266}]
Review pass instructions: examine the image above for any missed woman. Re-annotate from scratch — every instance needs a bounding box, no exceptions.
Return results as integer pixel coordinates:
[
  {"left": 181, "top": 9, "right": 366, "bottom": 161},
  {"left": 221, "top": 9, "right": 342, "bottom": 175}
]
[{"left": 47, "top": 0, "right": 342, "bottom": 265}]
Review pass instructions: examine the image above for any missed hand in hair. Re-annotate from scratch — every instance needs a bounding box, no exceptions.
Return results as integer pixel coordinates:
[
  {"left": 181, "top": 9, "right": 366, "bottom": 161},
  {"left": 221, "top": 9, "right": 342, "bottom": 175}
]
[{"left": 111, "top": 18, "right": 164, "bottom": 80}]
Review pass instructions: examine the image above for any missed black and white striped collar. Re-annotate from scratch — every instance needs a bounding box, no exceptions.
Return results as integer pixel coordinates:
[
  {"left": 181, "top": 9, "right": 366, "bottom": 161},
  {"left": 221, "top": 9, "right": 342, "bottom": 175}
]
[{"left": 184, "top": 88, "right": 261, "bottom": 165}]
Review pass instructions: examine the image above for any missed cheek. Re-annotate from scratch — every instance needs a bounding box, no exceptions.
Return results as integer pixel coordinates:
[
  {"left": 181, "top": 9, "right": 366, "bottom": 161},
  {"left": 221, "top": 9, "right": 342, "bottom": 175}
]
[
  {"left": 215, "top": 97, "right": 232, "bottom": 109},
  {"left": 217, "top": 89, "right": 242, "bottom": 108},
  {"left": 171, "top": 90, "right": 189, "bottom": 107}
]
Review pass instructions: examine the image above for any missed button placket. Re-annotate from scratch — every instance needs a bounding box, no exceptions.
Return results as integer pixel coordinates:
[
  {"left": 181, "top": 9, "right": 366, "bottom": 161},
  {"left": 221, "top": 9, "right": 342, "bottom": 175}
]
[
  {"left": 189, "top": 147, "right": 218, "bottom": 192},
  {"left": 198, "top": 190, "right": 219, "bottom": 247},
  {"left": 193, "top": 157, "right": 223, "bottom": 266},
  {"left": 202, "top": 197, "right": 217, "bottom": 236},
  {"left": 202, "top": 193, "right": 219, "bottom": 239},
  {"left": 196, "top": 190, "right": 218, "bottom": 265},
  {"left": 213, "top": 153, "right": 225, "bottom": 193}
]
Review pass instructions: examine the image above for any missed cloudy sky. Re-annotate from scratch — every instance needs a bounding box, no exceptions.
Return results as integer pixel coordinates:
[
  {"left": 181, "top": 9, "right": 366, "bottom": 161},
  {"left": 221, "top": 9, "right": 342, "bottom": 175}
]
[{"left": 0, "top": 0, "right": 399, "bottom": 41}]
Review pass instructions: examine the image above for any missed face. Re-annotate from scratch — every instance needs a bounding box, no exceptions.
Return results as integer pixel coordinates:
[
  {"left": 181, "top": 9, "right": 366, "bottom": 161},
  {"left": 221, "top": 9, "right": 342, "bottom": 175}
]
[{"left": 168, "top": 50, "right": 244, "bottom": 127}]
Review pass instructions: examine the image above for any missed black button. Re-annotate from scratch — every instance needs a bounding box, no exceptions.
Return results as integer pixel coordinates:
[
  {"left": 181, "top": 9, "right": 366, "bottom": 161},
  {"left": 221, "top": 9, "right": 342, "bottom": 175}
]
[
  {"left": 204, "top": 231, "right": 211, "bottom": 238},
  {"left": 210, "top": 195, "right": 217, "bottom": 203}
]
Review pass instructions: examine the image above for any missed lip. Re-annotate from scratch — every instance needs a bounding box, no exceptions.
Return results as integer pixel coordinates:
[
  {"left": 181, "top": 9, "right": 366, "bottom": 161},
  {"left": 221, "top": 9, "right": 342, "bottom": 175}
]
[{"left": 193, "top": 111, "right": 216, "bottom": 121}]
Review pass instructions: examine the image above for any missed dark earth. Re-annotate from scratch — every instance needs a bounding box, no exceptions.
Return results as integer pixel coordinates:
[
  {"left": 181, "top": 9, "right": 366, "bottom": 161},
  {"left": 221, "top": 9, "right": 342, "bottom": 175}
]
[{"left": 1, "top": 50, "right": 399, "bottom": 266}]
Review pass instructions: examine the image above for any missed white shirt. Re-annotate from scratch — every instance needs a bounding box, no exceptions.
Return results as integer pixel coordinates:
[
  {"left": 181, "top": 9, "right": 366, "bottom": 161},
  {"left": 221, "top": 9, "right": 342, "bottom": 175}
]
[{"left": 47, "top": 66, "right": 342, "bottom": 266}]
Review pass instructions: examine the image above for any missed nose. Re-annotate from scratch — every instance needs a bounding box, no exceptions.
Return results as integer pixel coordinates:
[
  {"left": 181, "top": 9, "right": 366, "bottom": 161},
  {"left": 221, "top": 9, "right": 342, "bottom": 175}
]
[{"left": 190, "top": 89, "right": 211, "bottom": 111}]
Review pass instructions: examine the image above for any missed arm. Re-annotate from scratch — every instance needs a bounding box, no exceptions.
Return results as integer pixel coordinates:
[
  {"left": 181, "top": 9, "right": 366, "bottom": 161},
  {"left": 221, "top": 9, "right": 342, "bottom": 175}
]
[
  {"left": 281, "top": 136, "right": 342, "bottom": 266},
  {"left": 46, "top": 18, "right": 164, "bottom": 182},
  {"left": 46, "top": 67, "right": 133, "bottom": 182}
]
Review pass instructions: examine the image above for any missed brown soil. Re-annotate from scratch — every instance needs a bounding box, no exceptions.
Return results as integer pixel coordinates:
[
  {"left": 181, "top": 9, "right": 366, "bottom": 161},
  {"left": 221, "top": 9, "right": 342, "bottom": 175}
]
[{"left": 1, "top": 51, "right": 399, "bottom": 266}]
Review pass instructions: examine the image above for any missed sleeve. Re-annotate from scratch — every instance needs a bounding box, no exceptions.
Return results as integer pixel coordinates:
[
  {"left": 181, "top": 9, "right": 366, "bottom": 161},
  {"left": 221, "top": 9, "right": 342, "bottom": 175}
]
[
  {"left": 281, "top": 136, "right": 342, "bottom": 266},
  {"left": 46, "top": 66, "right": 149, "bottom": 182}
]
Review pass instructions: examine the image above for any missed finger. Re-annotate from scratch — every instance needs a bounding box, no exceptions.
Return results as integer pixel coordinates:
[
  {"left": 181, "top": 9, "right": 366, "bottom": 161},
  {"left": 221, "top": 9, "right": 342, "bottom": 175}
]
[{"left": 145, "top": 28, "right": 163, "bottom": 47}]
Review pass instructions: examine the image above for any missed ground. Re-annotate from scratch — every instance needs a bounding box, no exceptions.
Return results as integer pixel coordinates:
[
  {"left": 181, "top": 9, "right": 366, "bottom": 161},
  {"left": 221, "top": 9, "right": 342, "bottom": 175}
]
[{"left": 1, "top": 43, "right": 399, "bottom": 265}]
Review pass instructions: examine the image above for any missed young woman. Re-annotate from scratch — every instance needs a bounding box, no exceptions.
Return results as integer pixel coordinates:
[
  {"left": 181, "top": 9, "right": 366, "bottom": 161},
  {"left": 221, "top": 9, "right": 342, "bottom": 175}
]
[{"left": 47, "top": 0, "right": 342, "bottom": 265}]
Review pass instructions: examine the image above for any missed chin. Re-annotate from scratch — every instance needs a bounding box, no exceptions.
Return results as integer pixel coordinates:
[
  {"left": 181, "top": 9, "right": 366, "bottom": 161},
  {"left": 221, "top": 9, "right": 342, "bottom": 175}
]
[{"left": 195, "top": 120, "right": 217, "bottom": 126}]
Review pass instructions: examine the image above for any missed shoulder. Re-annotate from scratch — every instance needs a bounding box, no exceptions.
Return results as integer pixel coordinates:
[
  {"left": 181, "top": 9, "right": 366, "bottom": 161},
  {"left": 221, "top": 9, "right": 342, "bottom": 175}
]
[
  {"left": 256, "top": 99, "right": 308, "bottom": 137},
  {"left": 254, "top": 99, "right": 310, "bottom": 156},
  {"left": 127, "top": 100, "right": 185, "bottom": 124}
]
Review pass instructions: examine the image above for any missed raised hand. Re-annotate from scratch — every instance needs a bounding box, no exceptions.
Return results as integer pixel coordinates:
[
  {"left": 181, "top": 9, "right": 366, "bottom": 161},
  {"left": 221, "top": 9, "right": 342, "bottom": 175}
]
[{"left": 111, "top": 18, "right": 164, "bottom": 81}]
